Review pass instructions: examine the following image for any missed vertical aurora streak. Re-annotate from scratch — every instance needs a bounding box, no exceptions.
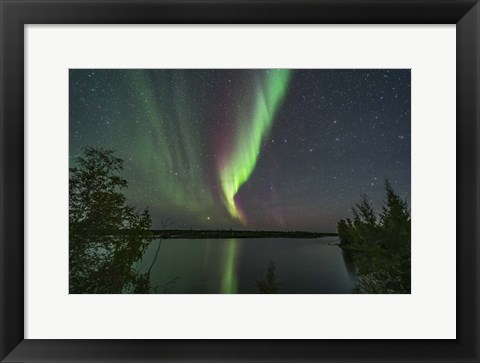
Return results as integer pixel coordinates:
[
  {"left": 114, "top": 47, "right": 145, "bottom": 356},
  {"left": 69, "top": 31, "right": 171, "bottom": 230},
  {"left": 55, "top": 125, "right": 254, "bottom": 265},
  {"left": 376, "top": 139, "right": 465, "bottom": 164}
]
[
  {"left": 219, "top": 70, "right": 292, "bottom": 223},
  {"left": 127, "top": 70, "right": 215, "bottom": 218}
]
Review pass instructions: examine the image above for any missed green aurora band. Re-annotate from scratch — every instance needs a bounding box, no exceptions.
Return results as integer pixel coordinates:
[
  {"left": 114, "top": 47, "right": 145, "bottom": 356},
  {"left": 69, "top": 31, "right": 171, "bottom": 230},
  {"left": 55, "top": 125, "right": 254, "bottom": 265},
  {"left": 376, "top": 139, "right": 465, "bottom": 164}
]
[
  {"left": 219, "top": 70, "right": 292, "bottom": 223},
  {"left": 127, "top": 71, "right": 215, "bottom": 218}
]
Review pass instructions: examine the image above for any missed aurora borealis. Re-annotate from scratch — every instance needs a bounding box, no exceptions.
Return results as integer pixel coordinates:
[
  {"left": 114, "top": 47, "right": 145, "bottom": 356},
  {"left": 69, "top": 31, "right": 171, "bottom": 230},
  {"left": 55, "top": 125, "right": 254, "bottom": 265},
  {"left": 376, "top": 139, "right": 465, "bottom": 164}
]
[
  {"left": 70, "top": 69, "right": 411, "bottom": 232},
  {"left": 219, "top": 70, "right": 291, "bottom": 222}
]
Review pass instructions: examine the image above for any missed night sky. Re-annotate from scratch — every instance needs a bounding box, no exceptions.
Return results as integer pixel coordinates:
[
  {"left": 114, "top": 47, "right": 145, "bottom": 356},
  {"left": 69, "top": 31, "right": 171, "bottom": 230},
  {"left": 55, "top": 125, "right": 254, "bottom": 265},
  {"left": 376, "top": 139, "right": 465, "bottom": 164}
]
[{"left": 70, "top": 69, "right": 410, "bottom": 232}]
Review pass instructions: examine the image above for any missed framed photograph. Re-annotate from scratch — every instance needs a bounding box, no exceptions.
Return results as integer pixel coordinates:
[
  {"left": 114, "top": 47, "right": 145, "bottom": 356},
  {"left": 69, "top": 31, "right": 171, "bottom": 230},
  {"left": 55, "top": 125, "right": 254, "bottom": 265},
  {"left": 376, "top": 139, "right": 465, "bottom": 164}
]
[
  {"left": 67, "top": 67, "right": 411, "bottom": 296},
  {"left": 1, "top": 0, "right": 478, "bottom": 362}
]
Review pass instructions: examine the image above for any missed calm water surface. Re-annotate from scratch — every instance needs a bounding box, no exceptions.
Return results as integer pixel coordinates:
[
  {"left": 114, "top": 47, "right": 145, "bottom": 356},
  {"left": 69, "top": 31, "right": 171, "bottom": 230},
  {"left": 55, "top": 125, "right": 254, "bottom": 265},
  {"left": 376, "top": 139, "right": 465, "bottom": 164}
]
[{"left": 140, "top": 237, "right": 357, "bottom": 294}]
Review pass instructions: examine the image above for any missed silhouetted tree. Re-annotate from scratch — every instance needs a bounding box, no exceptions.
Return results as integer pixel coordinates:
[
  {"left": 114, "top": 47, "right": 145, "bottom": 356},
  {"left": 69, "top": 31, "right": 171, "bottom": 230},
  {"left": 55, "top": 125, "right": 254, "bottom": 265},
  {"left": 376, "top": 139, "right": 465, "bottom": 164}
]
[
  {"left": 337, "top": 180, "right": 410, "bottom": 293},
  {"left": 256, "top": 261, "right": 279, "bottom": 293},
  {"left": 380, "top": 180, "right": 411, "bottom": 249},
  {"left": 69, "top": 147, "right": 153, "bottom": 293}
]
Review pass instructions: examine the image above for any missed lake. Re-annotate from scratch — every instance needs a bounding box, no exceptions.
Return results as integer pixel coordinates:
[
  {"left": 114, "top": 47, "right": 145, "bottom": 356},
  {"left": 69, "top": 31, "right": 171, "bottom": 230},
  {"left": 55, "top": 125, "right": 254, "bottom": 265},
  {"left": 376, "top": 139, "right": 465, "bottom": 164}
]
[{"left": 139, "top": 236, "right": 358, "bottom": 293}]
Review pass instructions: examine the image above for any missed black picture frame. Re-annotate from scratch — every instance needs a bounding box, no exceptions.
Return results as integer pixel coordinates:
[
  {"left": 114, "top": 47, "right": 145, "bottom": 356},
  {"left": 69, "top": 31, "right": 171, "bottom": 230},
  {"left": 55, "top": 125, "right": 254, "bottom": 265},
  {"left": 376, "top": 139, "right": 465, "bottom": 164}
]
[{"left": 1, "top": 0, "right": 479, "bottom": 362}]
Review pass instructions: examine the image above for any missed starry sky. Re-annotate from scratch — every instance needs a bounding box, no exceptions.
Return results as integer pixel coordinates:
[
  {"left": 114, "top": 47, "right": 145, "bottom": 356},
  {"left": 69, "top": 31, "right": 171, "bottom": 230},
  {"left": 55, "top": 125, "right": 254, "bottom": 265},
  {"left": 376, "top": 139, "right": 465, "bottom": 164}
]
[{"left": 70, "top": 69, "right": 410, "bottom": 232}]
